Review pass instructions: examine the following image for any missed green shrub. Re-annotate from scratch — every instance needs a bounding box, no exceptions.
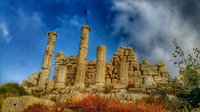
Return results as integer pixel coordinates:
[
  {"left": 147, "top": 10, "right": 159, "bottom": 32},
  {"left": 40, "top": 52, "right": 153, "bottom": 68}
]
[
  {"left": 178, "top": 88, "right": 200, "bottom": 109},
  {"left": 0, "top": 82, "right": 29, "bottom": 96}
]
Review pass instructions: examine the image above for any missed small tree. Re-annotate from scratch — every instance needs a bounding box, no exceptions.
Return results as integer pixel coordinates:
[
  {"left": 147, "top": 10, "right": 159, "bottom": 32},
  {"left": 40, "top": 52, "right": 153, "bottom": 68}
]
[
  {"left": 173, "top": 39, "right": 200, "bottom": 68},
  {"left": 172, "top": 39, "right": 200, "bottom": 109}
]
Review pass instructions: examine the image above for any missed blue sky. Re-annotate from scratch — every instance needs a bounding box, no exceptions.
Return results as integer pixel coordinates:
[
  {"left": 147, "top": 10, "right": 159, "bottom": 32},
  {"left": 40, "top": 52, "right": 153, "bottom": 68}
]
[{"left": 0, "top": 0, "right": 200, "bottom": 84}]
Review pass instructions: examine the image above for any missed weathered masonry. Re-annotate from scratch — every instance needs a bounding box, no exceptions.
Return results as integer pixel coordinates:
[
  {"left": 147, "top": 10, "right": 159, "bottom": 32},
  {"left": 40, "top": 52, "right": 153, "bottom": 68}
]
[{"left": 23, "top": 25, "right": 169, "bottom": 97}]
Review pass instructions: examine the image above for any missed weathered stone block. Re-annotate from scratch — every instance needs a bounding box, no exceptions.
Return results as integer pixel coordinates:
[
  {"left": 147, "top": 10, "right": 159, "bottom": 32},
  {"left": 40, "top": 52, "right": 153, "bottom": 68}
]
[
  {"left": 128, "top": 78, "right": 134, "bottom": 84},
  {"left": 118, "top": 48, "right": 125, "bottom": 55},
  {"left": 29, "top": 72, "right": 40, "bottom": 80},
  {"left": 114, "top": 52, "right": 119, "bottom": 56},
  {"left": 105, "top": 78, "right": 111, "bottom": 84},
  {"left": 113, "top": 83, "right": 127, "bottom": 89},
  {"left": 125, "top": 50, "right": 129, "bottom": 56},
  {"left": 120, "top": 46, "right": 126, "bottom": 49},
  {"left": 142, "top": 76, "right": 156, "bottom": 87},
  {"left": 2, "top": 96, "right": 55, "bottom": 112},
  {"left": 133, "top": 77, "right": 143, "bottom": 88},
  {"left": 25, "top": 78, "right": 38, "bottom": 87},
  {"left": 105, "top": 74, "right": 110, "bottom": 78},
  {"left": 88, "top": 68, "right": 96, "bottom": 73},
  {"left": 46, "top": 80, "right": 55, "bottom": 93},
  {"left": 113, "top": 57, "right": 120, "bottom": 62},
  {"left": 157, "top": 61, "right": 165, "bottom": 67},
  {"left": 153, "top": 76, "right": 163, "bottom": 82},
  {"left": 127, "top": 57, "right": 136, "bottom": 62},
  {"left": 87, "top": 73, "right": 95, "bottom": 78},
  {"left": 108, "top": 69, "right": 113, "bottom": 75},
  {"left": 133, "top": 71, "right": 141, "bottom": 76},
  {"left": 114, "top": 68, "right": 118, "bottom": 73},
  {"left": 112, "top": 79, "right": 119, "bottom": 84},
  {"left": 143, "top": 70, "right": 157, "bottom": 75},
  {"left": 158, "top": 66, "right": 168, "bottom": 73},
  {"left": 127, "top": 47, "right": 133, "bottom": 50},
  {"left": 120, "top": 56, "right": 127, "bottom": 61},
  {"left": 69, "top": 69, "right": 76, "bottom": 74},
  {"left": 141, "top": 60, "right": 150, "bottom": 65},
  {"left": 110, "top": 74, "right": 116, "bottom": 79}
]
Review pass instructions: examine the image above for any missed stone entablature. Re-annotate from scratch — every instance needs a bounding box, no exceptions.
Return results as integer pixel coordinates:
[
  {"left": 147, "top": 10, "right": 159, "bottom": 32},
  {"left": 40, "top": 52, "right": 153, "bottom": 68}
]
[{"left": 22, "top": 25, "right": 169, "bottom": 96}]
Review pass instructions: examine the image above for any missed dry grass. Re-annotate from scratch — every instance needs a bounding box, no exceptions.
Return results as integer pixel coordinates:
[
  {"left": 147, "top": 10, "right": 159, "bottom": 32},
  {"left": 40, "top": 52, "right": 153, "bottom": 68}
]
[
  {"left": 23, "top": 103, "right": 50, "bottom": 112},
  {"left": 70, "top": 95, "right": 172, "bottom": 112},
  {"left": 22, "top": 95, "right": 175, "bottom": 112}
]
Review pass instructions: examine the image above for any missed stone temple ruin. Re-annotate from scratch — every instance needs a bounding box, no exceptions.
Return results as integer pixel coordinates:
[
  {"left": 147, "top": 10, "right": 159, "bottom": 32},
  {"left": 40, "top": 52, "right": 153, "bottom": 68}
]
[{"left": 22, "top": 25, "right": 170, "bottom": 102}]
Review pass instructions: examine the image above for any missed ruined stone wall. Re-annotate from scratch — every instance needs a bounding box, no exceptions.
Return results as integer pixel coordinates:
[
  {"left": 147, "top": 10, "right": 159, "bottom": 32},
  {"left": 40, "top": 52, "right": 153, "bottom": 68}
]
[
  {"left": 105, "top": 47, "right": 139, "bottom": 86},
  {"left": 23, "top": 46, "right": 169, "bottom": 95}
]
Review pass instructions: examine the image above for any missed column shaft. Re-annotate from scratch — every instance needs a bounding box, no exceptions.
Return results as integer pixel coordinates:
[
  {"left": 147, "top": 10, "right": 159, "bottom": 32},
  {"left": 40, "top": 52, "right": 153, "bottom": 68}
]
[
  {"left": 74, "top": 25, "right": 91, "bottom": 88},
  {"left": 119, "top": 61, "right": 129, "bottom": 84},
  {"left": 55, "top": 65, "right": 68, "bottom": 89},
  {"left": 37, "top": 31, "right": 58, "bottom": 90},
  {"left": 95, "top": 46, "right": 106, "bottom": 86}
]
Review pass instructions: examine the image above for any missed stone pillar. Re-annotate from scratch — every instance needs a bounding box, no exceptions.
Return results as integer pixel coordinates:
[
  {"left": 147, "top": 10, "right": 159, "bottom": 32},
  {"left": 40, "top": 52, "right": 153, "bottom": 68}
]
[
  {"left": 119, "top": 60, "right": 129, "bottom": 84},
  {"left": 74, "top": 25, "right": 91, "bottom": 88},
  {"left": 95, "top": 46, "right": 106, "bottom": 86},
  {"left": 37, "top": 31, "right": 58, "bottom": 90},
  {"left": 53, "top": 52, "right": 65, "bottom": 81},
  {"left": 55, "top": 65, "right": 68, "bottom": 89}
]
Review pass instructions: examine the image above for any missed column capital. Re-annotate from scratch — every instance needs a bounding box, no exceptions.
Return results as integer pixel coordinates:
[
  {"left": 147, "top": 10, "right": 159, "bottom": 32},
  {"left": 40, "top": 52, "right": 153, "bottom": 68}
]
[
  {"left": 82, "top": 25, "right": 91, "bottom": 31},
  {"left": 46, "top": 31, "right": 58, "bottom": 37}
]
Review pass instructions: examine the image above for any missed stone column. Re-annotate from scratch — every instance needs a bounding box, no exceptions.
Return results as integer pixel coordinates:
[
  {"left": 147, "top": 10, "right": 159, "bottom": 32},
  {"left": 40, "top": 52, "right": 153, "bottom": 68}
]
[
  {"left": 119, "top": 60, "right": 129, "bottom": 84},
  {"left": 55, "top": 65, "right": 68, "bottom": 89},
  {"left": 37, "top": 31, "right": 58, "bottom": 90},
  {"left": 95, "top": 46, "right": 106, "bottom": 86},
  {"left": 53, "top": 52, "right": 65, "bottom": 81},
  {"left": 74, "top": 25, "right": 91, "bottom": 88}
]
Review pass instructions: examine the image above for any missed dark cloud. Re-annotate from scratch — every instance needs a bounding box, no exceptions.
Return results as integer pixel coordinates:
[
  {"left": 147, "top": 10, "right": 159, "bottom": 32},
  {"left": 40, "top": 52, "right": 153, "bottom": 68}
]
[{"left": 111, "top": 0, "right": 200, "bottom": 77}]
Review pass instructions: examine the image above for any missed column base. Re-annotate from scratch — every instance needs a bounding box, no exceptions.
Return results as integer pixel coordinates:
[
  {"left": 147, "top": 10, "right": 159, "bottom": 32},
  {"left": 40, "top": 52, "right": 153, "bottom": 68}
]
[
  {"left": 95, "top": 82, "right": 105, "bottom": 87},
  {"left": 73, "top": 83, "right": 85, "bottom": 89},
  {"left": 55, "top": 83, "right": 66, "bottom": 89},
  {"left": 32, "top": 86, "right": 46, "bottom": 96}
]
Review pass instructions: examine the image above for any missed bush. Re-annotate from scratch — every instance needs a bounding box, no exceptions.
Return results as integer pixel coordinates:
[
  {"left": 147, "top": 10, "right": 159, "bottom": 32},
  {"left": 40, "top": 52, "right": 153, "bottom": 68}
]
[
  {"left": 0, "top": 82, "right": 29, "bottom": 96},
  {"left": 178, "top": 87, "right": 200, "bottom": 109},
  {"left": 23, "top": 104, "right": 50, "bottom": 112}
]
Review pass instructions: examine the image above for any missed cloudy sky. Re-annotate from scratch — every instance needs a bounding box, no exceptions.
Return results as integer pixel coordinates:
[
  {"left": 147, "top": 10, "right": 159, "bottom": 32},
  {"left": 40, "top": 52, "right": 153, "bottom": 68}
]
[{"left": 0, "top": 0, "right": 199, "bottom": 84}]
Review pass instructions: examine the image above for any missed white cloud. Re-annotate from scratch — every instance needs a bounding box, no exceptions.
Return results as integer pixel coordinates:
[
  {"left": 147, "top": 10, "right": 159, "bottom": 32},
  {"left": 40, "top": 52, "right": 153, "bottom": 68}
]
[
  {"left": 0, "top": 23, "right": 12, "bottom": 43},
  {"left": 16, "top": 9, "right": 44, "bottom": 31},
  {"left": 111, "top": 0, "right": 200, "bottom": 77}
]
